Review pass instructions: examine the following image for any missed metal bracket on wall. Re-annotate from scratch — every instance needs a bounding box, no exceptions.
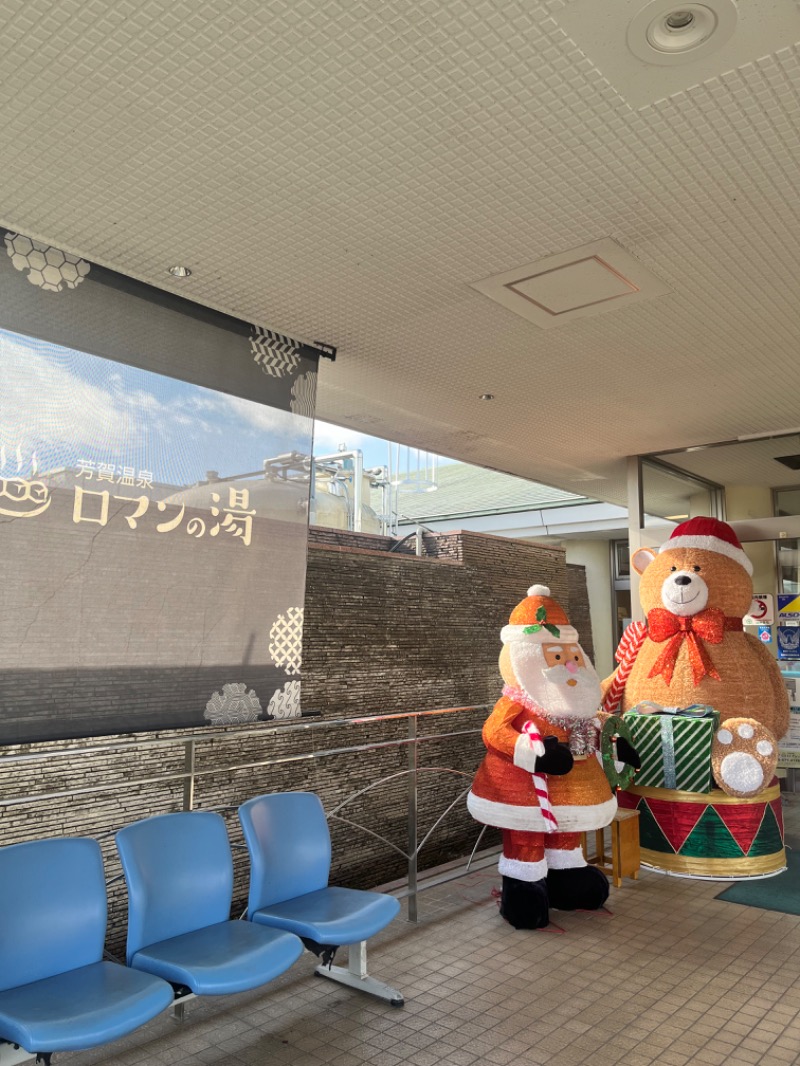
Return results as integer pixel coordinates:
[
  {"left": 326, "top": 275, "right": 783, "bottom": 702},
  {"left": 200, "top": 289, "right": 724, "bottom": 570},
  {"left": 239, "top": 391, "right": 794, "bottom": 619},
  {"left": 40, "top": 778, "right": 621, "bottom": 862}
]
[{"left": 311, "top": 342, "right": 337, "bottom": 361}]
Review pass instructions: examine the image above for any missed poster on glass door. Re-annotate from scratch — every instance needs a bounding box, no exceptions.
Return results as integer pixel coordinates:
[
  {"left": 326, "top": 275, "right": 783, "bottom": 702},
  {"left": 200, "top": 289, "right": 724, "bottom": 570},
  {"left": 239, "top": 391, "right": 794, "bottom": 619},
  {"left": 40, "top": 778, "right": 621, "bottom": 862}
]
[{"left": 779, "top": 674, "right": 800, "bottom": 768}]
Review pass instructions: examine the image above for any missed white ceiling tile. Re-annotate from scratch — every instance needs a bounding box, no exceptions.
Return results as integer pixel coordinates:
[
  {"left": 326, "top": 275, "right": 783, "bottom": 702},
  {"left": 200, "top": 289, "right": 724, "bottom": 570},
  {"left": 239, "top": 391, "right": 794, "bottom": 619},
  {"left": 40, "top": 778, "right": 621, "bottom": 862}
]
[{"left": 0, "top": 0, "right": 797, "bottom": 508}]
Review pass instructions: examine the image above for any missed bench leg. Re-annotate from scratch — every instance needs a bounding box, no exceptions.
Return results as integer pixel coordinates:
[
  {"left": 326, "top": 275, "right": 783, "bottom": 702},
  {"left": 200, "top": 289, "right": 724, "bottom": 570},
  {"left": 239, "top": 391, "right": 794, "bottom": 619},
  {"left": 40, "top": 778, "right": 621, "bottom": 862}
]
[
  {"left": 315, "top": 941, "right": 404, "bottom": 1007},
  {"left": 171, "top": 989, "right": 196, "bottom": 1023}
]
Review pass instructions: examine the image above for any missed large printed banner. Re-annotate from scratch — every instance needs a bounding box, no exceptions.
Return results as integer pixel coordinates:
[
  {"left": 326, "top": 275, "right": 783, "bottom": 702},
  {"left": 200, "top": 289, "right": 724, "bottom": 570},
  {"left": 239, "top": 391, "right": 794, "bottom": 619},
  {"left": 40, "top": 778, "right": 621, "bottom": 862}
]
[{"left": 0, "top": 229, "right": 323, "bottom": 743}]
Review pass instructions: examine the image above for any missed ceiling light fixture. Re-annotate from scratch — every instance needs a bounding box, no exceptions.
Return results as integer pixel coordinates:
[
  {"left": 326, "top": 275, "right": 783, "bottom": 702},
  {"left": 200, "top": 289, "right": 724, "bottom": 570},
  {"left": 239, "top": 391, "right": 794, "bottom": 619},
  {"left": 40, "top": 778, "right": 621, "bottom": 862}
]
[
  {"left": 479, "top": 393, "right": 495, "bottom": 401},
  {"left": 665, "top": 10, "right": 694, "bottom": 28},
  {"left": 167, "top": 265, "right": 192, "bottom": 278},
  {"left": 627, "top": 0, "right": 737, "bottom": 66}
]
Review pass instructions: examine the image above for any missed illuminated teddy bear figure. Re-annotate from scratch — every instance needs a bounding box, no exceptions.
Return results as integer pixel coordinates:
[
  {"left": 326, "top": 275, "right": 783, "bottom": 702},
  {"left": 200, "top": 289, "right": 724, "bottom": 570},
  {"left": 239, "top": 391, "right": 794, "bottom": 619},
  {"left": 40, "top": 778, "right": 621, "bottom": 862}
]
[
  {"left": 604, "top": 517, "right": 789, "bottom": 798},
  {"left": 467, "top": 584, "right": 639, "bottom": 930}
]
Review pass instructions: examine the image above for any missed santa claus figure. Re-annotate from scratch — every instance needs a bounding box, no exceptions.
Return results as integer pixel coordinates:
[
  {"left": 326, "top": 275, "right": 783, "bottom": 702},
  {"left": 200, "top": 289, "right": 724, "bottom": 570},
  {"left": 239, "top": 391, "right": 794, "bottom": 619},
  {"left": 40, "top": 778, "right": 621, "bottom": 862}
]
[{"left": 467, "top": 584, "right": 639, "bottom": 929}]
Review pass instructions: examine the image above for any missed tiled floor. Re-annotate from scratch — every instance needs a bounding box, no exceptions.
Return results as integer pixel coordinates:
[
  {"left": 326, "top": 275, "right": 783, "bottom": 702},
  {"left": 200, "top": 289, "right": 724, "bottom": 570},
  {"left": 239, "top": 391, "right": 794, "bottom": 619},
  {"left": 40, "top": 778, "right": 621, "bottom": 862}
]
[{"left": 67, "top": 796, "right": 800, "bottom": 1066}]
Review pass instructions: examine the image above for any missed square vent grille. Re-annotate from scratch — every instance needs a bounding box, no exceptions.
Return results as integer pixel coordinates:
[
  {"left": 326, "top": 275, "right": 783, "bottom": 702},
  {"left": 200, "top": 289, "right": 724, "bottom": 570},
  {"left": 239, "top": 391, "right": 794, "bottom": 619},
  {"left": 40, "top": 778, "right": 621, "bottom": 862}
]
[{"left": 470, "top": 238, "right": 669, "bottom": 329}]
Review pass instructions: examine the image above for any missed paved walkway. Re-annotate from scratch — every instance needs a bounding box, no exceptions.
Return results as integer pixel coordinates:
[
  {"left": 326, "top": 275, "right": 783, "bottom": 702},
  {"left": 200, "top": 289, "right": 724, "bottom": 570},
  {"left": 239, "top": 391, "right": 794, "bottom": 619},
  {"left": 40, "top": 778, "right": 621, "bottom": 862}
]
[{"left": 67, "top": 795, "right": 800, "bottom": 1066}]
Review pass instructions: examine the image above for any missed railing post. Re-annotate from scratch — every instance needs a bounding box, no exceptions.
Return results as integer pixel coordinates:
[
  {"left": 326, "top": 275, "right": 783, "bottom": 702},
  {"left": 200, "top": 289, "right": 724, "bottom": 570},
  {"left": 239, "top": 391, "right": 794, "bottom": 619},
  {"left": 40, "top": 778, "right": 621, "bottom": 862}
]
[
  {"left": 407, "top": 716, "right": 418, "bottom": 922},
  {"left": 182, "top": 740, "right": 196, "bottom": 811}
]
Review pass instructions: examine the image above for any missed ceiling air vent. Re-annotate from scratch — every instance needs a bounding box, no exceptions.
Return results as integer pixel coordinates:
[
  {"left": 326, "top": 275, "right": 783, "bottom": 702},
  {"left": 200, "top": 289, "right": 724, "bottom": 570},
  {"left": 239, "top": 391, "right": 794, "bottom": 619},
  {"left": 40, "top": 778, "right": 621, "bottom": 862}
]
[
  {"left": 470, "top": 238, "right": 669, "bottom": 330},
  {"left": 775, "top": 455, "right": 800, "bottom": 470}
]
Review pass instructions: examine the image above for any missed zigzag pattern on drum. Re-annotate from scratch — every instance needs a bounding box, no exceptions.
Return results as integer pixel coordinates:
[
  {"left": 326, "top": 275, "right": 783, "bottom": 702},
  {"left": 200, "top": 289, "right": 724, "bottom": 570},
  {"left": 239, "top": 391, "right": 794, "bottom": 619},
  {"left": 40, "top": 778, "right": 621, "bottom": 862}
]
[{"left": 251, "top": 326, "right": 301, "bottom": 377}]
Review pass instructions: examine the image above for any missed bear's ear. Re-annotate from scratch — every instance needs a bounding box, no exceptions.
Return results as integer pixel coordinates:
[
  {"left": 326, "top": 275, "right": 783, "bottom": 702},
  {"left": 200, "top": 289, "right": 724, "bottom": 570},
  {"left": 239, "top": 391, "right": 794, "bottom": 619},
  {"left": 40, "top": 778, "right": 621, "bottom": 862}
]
[{"left": 631, "top": 546, "right": 658, "bottom": 575}]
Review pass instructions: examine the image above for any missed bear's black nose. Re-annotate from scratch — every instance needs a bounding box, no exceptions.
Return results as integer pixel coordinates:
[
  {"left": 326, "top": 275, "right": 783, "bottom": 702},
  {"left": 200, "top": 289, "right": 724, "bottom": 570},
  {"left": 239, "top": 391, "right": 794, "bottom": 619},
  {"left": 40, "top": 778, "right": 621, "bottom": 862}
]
[{"left": 674, "top": 575, "right": 692, "bottom": 586}]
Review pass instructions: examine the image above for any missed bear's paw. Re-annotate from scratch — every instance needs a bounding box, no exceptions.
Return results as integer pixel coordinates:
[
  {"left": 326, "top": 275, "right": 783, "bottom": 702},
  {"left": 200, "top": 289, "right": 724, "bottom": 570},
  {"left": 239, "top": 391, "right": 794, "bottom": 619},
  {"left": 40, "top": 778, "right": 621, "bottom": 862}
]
[{"left": 711, "top": 717, "right": 778, "bottom": 799}]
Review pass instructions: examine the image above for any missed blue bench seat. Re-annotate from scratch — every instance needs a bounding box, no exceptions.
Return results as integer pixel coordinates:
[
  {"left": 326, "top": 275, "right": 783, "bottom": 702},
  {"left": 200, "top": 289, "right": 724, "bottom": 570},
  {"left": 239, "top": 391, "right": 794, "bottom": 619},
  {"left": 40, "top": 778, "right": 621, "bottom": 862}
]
[
  {"left": 128, "top": 918, "right": 302, "bottom": 996},
  {"left": 239, "top": 792, "right": 403, "bottom": 1006},
  {"left": 0, "top": 960, "right": 173, "bottom": 1054},
  {"left": 116, "top": 811, "right": 303, "bottom": 1000},
  {"left": 249, "top": 885, "right": 399, "bottom": 945},
  {"left": 0, "top": 838, "right": 173, "bottom": 1061}
]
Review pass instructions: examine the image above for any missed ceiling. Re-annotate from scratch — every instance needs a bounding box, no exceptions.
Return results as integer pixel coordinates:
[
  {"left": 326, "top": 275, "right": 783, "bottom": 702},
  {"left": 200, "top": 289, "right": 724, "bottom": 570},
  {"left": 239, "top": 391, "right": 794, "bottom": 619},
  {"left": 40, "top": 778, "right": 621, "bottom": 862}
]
[
  {"left": 2, "top": 0, "right": 800, "bottom": 509},
  {"left": 654, "top": 435, "right": 800, "bottom": 491}
]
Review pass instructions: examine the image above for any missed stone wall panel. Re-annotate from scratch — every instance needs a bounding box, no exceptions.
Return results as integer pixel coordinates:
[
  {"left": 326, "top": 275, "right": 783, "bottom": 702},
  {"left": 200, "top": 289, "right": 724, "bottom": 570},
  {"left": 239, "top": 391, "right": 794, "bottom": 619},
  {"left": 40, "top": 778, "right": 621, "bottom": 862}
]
[{"left": 0, "top": 528, "right": 589, "bottom": 952}]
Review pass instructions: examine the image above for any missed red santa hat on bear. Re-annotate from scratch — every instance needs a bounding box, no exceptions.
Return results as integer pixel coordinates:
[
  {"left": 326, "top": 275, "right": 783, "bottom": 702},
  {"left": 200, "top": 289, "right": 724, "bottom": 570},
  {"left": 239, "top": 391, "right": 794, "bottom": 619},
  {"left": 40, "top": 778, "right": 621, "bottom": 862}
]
[{"left": 659, "top": 517, "right": 753, "bottom": 576}]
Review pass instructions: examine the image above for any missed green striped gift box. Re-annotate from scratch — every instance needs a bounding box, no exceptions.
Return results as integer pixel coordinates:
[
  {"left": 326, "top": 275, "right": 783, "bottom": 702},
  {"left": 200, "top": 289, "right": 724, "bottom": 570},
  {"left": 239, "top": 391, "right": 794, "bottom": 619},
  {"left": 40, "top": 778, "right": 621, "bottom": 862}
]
[{"left": 623, "top": 707, "right": 720, "bottom": 794}]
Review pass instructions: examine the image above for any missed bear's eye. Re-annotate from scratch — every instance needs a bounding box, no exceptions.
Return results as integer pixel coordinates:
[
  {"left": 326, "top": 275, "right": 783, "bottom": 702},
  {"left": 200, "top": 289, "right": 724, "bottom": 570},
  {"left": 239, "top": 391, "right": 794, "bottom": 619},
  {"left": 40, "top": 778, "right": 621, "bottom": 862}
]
[
  {"left": 670, "top": 566, "right": 676, "bottom": 572},
  {"left": 693, "top": 565, "right": 701, "bottom": 572},
  {"left": 574, "top": 655, "right": 580, "bottom": 662},
  {"left": 554, "top": 654, "right": 561, "bottom": 661}
]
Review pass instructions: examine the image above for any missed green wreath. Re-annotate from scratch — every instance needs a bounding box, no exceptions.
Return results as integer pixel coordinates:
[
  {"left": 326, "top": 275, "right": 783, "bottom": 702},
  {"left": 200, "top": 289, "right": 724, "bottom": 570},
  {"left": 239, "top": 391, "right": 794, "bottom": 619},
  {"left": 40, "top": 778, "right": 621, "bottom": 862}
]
[{"left": 600, "top": 715, "right": 637, "bottom": 791}]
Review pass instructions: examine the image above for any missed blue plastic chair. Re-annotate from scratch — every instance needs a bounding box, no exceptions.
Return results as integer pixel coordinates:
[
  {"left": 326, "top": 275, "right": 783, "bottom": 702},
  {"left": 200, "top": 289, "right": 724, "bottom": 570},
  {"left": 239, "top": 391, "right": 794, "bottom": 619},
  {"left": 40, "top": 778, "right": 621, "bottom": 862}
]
[
  {"left": 238, "top": 792, "right": 403, "bottom": 1006},
  {"left": 115, "top": 811, "right": 303, "bottom": 1000},
  {"left": 0, "top": 838, "right": 174, "bottom": 1062}
]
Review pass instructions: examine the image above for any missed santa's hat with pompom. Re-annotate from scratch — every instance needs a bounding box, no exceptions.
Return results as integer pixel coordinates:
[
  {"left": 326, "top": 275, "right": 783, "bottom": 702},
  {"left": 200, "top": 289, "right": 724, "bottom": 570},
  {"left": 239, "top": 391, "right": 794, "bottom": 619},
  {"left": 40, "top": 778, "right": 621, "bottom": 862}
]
[
  {"left": 501, "top": 584, "right": 579, "bottom": 645},
  {"left": 658, "top": 516, "right": 753, "bottom": 575}
]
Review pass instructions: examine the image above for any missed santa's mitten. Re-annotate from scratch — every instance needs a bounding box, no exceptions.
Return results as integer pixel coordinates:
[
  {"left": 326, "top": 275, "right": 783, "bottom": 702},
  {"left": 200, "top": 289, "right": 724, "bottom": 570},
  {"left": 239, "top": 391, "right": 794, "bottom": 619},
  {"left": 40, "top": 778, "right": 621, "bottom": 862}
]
[
  {"left": 500, "top": 875, "right": 549, "bottom": 930},
  {"left": 712, "top": 718, "right": 778, "bottom": 798},
  {"left": 615, "top": 736, "right": 641, "bottom": 770},
  {"left": 513, "top": 732, "right": 573, "bottom": 774},
  {"left": 547, "top": 866, "right": 609, "bottom": 911},
  {"left": 534, "top": 736, "right": 573, "bottom": 776}
]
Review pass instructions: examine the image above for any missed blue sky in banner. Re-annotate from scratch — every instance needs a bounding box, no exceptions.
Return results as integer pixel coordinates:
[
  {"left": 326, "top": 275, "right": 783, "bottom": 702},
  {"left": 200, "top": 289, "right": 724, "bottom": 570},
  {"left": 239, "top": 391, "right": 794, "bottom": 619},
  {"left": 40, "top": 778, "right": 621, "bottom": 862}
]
[
  {"left": 0, "top": 327, "right": 456, "bottom": 486},
  {"left": 0, "top": 326, "right": 312, "bottom": 487}
]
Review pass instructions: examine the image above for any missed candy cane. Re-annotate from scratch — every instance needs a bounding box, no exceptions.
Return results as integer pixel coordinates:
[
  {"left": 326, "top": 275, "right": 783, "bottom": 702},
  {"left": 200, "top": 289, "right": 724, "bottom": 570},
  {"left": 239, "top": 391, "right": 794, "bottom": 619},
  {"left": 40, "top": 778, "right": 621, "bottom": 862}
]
[
  {"left": 602, "top": 620, "right": 647, "bottom": 715},
  {"left": 522, "top": 721, "right": 559, "bottom": 832}
]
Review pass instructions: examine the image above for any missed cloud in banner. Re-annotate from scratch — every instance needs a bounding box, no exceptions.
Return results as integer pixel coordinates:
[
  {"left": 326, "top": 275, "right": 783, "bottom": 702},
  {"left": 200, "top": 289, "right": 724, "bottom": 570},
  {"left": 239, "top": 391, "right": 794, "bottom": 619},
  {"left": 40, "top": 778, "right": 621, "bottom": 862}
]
[{"left": 0, "top": 330, "right": 313, "bottom": 484}]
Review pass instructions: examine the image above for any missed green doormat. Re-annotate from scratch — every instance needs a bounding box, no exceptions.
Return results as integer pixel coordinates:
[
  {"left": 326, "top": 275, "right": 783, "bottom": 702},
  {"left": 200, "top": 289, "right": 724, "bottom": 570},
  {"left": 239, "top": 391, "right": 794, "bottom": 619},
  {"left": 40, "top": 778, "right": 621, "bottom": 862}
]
[{"left": 715, "top": 850, "right": 799, "bottom": 914}]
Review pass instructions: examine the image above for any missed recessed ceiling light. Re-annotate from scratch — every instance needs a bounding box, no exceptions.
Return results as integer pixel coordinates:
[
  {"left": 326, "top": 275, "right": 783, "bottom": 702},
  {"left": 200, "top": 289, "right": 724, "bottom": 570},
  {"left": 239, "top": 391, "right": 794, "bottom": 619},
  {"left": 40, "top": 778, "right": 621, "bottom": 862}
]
[
  {"left": 665, "top": 10, "right": 694, "bottom": 28},
  {"left": 167, "top": 265, "right": 192, "bottom": 278},
  {"left": 479, "top": 393, "right": 495, "bottom": 401},
  {"left": 627, "top": 0, "right": 737, "bottom": 66}
]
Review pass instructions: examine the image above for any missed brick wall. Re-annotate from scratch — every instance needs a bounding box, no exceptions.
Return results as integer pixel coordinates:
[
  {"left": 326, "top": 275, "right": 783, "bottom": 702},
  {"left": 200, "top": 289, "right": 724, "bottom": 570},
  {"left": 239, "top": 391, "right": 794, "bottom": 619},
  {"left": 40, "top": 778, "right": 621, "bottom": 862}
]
[
  {"left": 303, "top": 527, "right": 570, "bottom": 717},
  {"left": 0, "top": 528, "right": 591, "bottom": 954}
]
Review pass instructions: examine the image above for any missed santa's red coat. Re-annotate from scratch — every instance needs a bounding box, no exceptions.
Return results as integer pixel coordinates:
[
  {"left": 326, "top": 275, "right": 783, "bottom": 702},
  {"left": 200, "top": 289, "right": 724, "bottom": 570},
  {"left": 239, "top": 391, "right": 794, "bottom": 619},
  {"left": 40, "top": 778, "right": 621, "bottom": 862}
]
[{"left": 467, "top": 695, "right": 616, "bottom": 834}]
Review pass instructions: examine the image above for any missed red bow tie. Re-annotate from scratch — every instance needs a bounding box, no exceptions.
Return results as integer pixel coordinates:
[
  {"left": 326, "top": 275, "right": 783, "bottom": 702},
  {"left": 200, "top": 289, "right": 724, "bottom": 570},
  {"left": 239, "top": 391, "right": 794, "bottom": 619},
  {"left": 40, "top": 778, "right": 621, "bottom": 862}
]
[{"left": 647, "top": 607, "right": 730, "bottom": 686}]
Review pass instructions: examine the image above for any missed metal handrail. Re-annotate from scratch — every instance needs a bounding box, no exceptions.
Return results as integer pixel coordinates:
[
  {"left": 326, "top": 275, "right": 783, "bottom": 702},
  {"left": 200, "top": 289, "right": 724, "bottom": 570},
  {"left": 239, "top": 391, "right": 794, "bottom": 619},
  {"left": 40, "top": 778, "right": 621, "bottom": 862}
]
[
  {"left": 0, "top": 728, "right": 484, "bottom": 809},
  {"left": 0, "top": 703, "right": 488, "bottom": 765},
  {"left": 0, "top": 703, "right": 495, "bottom": 922}
]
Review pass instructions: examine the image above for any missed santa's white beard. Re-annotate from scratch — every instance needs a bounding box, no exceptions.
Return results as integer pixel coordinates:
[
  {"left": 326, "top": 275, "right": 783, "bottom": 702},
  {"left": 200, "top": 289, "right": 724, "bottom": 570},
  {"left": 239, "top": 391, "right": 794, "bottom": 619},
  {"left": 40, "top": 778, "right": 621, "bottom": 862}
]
[{"left": 509, "top": 643, "right": 602, "bottom": 719}]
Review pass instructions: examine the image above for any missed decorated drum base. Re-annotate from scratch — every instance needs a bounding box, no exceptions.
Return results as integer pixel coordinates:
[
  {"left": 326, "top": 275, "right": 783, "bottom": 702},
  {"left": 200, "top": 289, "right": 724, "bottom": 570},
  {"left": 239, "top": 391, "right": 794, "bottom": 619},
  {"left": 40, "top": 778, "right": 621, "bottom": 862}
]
[{"left": 618, "top": 781, "right": 785, "bottom": 880}]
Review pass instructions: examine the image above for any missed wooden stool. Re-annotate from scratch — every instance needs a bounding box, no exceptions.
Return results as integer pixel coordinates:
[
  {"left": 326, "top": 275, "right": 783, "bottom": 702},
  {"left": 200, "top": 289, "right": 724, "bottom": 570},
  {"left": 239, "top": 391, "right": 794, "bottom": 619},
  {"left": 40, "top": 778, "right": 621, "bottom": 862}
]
[{"left": 581, "top": 809, "right": 640, "bottom": 888}]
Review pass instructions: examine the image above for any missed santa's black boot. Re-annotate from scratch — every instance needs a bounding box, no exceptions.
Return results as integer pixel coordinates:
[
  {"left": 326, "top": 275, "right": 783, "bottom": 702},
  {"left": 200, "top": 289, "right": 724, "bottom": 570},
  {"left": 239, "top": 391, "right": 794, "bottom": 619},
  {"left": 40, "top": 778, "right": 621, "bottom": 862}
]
[
  {"left": 546, "top": 865, "right": 609, "bottom": 911},
  {"left": 499, "top": 875, "right": 550, "bottom": 929}
]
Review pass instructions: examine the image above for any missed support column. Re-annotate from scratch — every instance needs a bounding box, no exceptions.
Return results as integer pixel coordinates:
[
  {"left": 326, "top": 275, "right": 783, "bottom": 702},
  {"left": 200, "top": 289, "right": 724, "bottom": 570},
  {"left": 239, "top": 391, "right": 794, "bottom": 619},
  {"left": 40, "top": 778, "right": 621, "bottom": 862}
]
[{"left": 626, "top": 456, "right": 645, "bottom": 624}]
